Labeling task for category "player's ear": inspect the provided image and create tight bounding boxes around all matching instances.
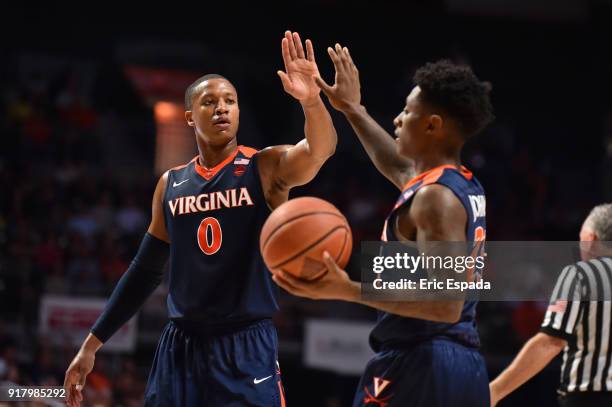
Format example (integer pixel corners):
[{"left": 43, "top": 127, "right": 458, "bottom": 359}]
[
  {"left": 427, "top": 114, "right": 443, "bottom": 134},
  {"left": 185, "top": 111, "right": 195, "bottom": 127}
]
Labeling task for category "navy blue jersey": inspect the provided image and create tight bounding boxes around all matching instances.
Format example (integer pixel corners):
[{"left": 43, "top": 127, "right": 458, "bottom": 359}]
[
  {"left": 371, "top": 165, "right": 486, "bottom": 351},
  {"left": 162, "top": 146, "right": 278, "bottom": 329}
]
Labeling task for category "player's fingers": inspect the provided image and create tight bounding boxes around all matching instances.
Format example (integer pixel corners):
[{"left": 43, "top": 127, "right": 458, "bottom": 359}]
[
  {"left": 285, "top": 30, "right": 297, "bottom": 60},
  {"left": 277, "top": 71, "right": 292, "bottom": 91},
  {"left": 344, "top": 46, "right": 355, "bottom": 65},
  {"left": 322, "top": 251, "right": 339, "bottom": 272},
  {"left": 76, "top": 379, "right": 85, "bottom": 402},
  {"left": 337, "top": 44, "right": 352, "bottom": 73},
  {"left": 281, "top": 38, "right": 291, "bottom": 73},
  {"left": 74, "top": 384, "right": 84, "bottom": 404},
  {"left": 344, "top": 47, "right": 358, "bottom": 74},
  {"left": 69, "top": 384, "right": 78, "bottom": 406},
  {"left": 64, "top": 370, "right": 76, "bottom": 406},
  {"left": 314, "top": 76, "right": 334, "bottom": 95},
  {"left": 305, "top": 39, "right": 316, "bottom": 62},
  {"left": 274, "top": 270, "right": 308, "bottom": 293},
  {"left": 63, "top": 370, "right": 70, "bottom": 393},
  {"left": 335, "top": 43, "right": 348, "bottom": 68},
  {"left": 327, "top": 47, "right": 345, "bottom": 75},
  {"left": 65, "top": 382, "right": 73, "bottom": 407},
  {"left": 272, "top": 273, "right": 302, "bottom": 295},
  {"left": 293, "top": 32, "right": 305, "bottom": 59},
  {"left": 276, "top": 269, "right": 306, "bottom": 286},
  {"left": 73, "top": 367, "right": 87, "bottom": 404}
]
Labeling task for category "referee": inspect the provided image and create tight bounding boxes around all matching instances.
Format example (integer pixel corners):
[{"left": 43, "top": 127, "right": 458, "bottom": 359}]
[{"left": 490, "top": 203, "right": 612, "bottom": 407}]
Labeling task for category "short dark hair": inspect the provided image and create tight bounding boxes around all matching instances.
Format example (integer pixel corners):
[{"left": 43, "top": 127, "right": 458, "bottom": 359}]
[
  {"left": 413, "top": 60, "right": 494, "bottom": 138},
  {"left": 184, "top": 74, "right": 230, "bottom": 110}
]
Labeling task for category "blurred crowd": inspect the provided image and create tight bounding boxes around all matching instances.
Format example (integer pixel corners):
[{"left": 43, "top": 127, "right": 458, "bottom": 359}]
[{"left": 0, "top": 43, "right": 604, "bottom": 406}]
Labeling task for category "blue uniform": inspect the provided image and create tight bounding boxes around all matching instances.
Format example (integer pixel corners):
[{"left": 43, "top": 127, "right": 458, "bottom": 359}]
[
  {"left": 353, "top": 165, "right": 489, "bottom": 407},
  {"left": 145, "top": 146, "right": 285, "bottom": 406}
]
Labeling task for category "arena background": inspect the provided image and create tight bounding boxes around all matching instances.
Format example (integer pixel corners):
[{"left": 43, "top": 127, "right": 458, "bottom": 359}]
[{"left": 1, "top": 1, "right": 612, "bottom": 406}]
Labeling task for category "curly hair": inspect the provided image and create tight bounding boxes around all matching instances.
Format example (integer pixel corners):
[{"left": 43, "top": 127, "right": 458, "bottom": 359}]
[
  {"left": 184, "top": 73, "right": 231, "bottom": 110},
  {"left": 413, "top": 60, "right": 494, "bottom": 138}
]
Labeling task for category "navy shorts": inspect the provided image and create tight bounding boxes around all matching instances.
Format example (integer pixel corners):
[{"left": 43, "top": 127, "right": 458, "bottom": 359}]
[
  {"left": 144, "top": 319, "right": 285, "bottom": 406},
  {"left": 353, "top": 339, "right": 489, "bottom": 407}
]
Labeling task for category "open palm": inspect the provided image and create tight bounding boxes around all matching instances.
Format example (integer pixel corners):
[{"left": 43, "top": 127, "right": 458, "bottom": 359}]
[{"left": 278, "top": 31, "right": 321, "bottom": 102}]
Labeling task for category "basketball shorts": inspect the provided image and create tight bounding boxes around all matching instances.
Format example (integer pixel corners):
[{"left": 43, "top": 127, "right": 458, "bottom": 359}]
[
  {"left": 353, "top": 338, "right": 489, "bottom": 407},
  {"left": 144, "top": 319, "right": 285, "bottom": 406}
]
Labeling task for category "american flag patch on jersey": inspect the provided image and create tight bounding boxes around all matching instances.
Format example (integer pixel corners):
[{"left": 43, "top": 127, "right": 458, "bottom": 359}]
[
  {"left": 547, "top": 300, "right": 567, "bottom": 313},
  {"left": 234, "top": 158, "right": 250, "bottom": 165}
]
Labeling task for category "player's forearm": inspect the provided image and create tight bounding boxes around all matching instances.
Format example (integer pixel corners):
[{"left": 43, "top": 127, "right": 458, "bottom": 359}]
[
  {"left": 341, "top": 281, "right": 462, "bottom": 322},
  {"left": 300, "top": 96, "right": 337, "bottom": 160},
  {"left": 90, "top": 233, "right": 169, "bottom": 343},
  {"left": 490, "top": 333, "right": 565, "bottom": 401},
  {"left": 343, "top": 105, "right": 413, "bottom": 187}
]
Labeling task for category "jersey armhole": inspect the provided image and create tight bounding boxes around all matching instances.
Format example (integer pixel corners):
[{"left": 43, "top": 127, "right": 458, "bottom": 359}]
[{"left": 161, "top": 169, "right": 173, "bottom": 234}]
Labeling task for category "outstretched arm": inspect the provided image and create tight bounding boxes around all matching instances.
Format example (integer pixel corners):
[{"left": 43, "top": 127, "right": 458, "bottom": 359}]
[
  {"left": 489, "top": 333, "right": 565, "bottom": 406},
  {"left": 259, "top": 31, "right": 336, "bottom": 208},
  {"left": 272, "top": 185, "right": 467, "bottom": 323},
  {"left": 315, "top": 44, "right": 413, "bottom": 190},
  {"left": 64, "top": 172, "right": 170, "bottom": 407}
]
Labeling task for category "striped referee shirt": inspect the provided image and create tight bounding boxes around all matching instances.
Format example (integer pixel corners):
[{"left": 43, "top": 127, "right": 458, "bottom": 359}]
[{"left": 540, "top": 256, "right": 612, "bottom": 394}]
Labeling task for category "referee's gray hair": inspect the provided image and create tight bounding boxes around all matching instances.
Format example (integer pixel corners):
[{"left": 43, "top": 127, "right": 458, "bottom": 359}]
[{"left": 584, "top": 203, "right": 612, "bottom": 241}]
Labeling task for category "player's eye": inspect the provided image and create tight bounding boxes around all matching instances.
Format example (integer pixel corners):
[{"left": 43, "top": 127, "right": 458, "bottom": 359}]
[
  {"left": 227, "top": 99, "right": 235, "bottom": 104},
  {"left": 203, "top": 100, "right": 213, "bottom": 106}
]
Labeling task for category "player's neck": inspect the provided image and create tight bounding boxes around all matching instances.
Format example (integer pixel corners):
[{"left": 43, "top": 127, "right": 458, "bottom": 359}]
[
  {"left": 197, "top": 140, "right": 238, "bottom": 169},
  {"left": 413, "top": 153, "right": 462, "bottom": 176}
]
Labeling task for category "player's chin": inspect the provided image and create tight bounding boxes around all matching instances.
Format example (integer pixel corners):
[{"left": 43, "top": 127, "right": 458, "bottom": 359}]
[{"left": 205, "top": 128, "right": 237, "bottom": 144}]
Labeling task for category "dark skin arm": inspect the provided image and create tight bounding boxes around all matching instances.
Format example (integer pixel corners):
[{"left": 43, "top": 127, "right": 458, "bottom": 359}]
[
  {"left": 258, "top": 31, "right": 337, "bottom": 209},
  {"left": 273, "top": 184, "right": 467, "bottom": 323},
  {"left": 64, "top": 172, "right": 169, "bottom": 407},
  {"left": 315, "top": 43, "right": 413, "bottom": 190}
]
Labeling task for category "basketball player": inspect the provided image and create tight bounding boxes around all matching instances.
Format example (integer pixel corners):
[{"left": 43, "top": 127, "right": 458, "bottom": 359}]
[
  {"left": 273, "top": 45, "right": 494, "bottom": 406},
  {"left": 63, "top": 31, "right": 337, "bottom": 407}
]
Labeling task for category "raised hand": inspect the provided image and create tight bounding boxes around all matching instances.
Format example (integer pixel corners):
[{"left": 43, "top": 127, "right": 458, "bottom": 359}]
[
  {"left": 278, "top": 31, "right": 321, "bottom": 103},
  {"left": 314, "top": 43, "right": 362, "bottom": 114}
]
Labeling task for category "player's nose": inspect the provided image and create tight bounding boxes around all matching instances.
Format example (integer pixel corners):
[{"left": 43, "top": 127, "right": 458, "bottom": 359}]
[
  {"left": 215, "top": 100, "right": 229, "bottom": 114},
  {"left": 393, "top": 113, "right": 402, "bottom": 128}
]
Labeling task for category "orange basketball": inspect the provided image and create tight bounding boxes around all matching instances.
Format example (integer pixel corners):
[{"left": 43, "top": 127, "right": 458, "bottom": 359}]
[{"left": 260, "top": 197, "right": 352, "bottom": 281}]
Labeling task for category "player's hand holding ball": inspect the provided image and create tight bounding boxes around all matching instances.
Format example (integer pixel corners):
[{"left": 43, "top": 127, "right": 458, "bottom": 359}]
[
  {"left": 260, "top": 197, "right": 358, "bottom": 301},
  {"left": 272, "top": 250, "right": 357, "bottom": 301}
]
